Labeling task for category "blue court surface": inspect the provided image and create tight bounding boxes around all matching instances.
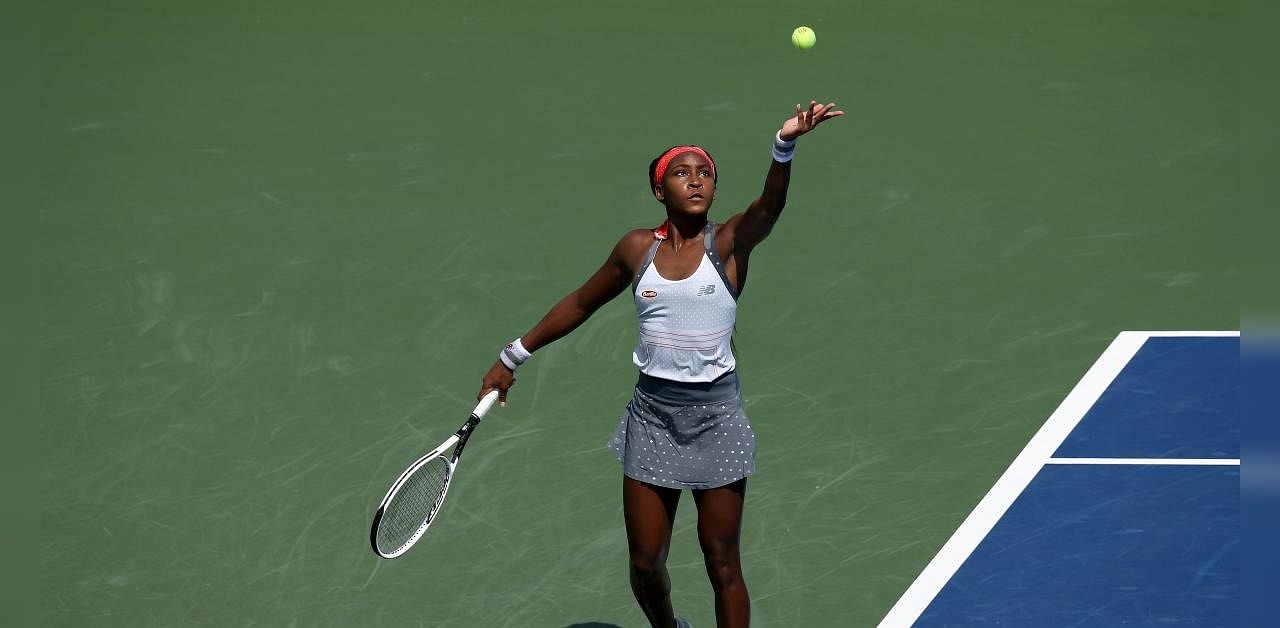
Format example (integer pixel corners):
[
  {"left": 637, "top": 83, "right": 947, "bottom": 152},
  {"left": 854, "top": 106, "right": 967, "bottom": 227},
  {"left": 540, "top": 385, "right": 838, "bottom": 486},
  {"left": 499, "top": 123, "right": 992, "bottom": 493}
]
[{"left": 880, "top": 332, "right": 1240, "bottom": 627}]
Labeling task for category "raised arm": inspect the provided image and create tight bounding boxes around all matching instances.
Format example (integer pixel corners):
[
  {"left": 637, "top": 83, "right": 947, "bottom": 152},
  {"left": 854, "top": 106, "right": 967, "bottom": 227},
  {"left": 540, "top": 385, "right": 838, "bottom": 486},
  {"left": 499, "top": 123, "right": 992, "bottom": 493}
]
[
  {"left": 477, "top": 231, "right": 644, "bottom": 404},
  {"left": 728, "top": 100, "right": 844, "bottom": 252}
]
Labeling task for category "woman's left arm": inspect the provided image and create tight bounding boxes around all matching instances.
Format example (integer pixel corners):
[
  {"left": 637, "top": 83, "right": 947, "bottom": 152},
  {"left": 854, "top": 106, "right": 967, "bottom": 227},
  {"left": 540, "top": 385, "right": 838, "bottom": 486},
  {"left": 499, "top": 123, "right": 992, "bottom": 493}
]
[{"left": 728, "top": 100, "right": 843, "bottom": 253}]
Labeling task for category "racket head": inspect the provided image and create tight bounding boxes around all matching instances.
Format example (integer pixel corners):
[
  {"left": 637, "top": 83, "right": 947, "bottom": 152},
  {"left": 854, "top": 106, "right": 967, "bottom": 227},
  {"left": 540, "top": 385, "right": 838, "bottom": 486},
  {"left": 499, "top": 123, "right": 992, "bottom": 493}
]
[
  {"left": 369, "top": 391, "right": 500, "bottom": 558},
  {"left": 370, "top": 439, "right": 458, "bottom": 558}
]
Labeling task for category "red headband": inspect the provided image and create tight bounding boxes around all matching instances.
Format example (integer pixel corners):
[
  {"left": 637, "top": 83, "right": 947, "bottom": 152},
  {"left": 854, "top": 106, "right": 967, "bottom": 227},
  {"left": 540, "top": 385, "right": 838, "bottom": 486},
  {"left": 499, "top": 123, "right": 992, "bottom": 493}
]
[{"left": 652, "top": 146, "right": 716, "bottom": 188}]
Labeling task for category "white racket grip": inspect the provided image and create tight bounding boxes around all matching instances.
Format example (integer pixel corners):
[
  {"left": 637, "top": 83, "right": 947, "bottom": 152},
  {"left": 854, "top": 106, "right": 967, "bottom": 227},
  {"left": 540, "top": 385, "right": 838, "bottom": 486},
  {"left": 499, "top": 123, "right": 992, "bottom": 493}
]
[{"left": 473, "top": 389, "right": 500, "bottom": 419}]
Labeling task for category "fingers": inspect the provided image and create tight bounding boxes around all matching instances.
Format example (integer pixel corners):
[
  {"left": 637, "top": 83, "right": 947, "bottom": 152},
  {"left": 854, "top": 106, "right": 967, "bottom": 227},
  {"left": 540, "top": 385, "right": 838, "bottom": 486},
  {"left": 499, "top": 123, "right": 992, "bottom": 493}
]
[
  {"left": 805, "top": 101, "right": 844, "bottom": 130},
  {"left": 792, "top": 100, "right": 838, "bottom": 133},
  {"left": 479, "top": 360, "right": 516, "bottom": 406},
  {"left": 781, "top": 99, "right": 843, "bottom": 140},
  {"left": 795, "top": 101, "right": 813, "bottom": 129},
  {"left": 479, "top": 382, "right": 513, "bottom": 405}
]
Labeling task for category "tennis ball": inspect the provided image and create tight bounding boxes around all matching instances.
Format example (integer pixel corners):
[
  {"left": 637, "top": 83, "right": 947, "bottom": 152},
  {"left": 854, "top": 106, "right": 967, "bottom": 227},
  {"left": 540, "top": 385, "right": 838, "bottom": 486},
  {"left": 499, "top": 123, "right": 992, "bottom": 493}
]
[{"left": 791, "top": 26, "right": 816, "bottom": 50}]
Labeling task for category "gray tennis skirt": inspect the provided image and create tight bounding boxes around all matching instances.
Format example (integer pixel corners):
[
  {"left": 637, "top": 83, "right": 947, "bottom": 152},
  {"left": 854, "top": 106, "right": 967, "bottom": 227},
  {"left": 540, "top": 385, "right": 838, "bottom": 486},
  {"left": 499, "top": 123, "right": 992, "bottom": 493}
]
[{"left": 608, "top": 371, "right": 756, "bottom": 490}]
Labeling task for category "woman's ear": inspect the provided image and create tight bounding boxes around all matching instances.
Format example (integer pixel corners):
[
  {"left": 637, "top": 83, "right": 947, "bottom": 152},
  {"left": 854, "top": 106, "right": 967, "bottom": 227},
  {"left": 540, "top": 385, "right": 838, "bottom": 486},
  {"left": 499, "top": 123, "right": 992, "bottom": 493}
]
[{"left": 653, "top": 184, "right": 665, "bottom": 201}]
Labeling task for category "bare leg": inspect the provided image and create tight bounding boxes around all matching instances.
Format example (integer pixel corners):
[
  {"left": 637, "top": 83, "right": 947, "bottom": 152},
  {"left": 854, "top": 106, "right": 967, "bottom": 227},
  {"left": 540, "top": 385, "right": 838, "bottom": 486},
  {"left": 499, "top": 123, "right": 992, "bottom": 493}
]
[
  {"left": 623, "top": 476, "right": 682, "bottom": 628},
  {"left": 692, "top": 479, "right": 749, "bottom": 628}
]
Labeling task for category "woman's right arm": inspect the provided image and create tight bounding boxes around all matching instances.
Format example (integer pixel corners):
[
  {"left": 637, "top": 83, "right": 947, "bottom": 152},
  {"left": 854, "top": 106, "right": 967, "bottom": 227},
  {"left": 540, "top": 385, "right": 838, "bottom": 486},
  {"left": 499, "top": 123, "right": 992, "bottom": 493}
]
[{"left": 478, "top": 230, "right": 647, "bottom": 404}]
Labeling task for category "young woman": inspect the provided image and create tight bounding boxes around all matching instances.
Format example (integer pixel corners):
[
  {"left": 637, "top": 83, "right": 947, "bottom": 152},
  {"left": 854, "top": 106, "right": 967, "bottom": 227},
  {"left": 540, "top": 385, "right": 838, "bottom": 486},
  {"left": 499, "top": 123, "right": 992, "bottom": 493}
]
[{"left": 477, "top": 100, "right": 842, "bottom": 628}]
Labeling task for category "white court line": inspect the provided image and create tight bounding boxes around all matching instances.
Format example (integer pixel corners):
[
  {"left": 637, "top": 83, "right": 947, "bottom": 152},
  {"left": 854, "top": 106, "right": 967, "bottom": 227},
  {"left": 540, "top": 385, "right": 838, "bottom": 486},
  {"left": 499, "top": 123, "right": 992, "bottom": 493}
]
[
  {"left": 1139, "top": 330, "right": 1239, "bottom": 337},
  {"left": 877, "top": 330, "right": 1238, "bottom": 628},
  {"left": 1047, "top": 457, "right": 1240, "bottom": 466}
]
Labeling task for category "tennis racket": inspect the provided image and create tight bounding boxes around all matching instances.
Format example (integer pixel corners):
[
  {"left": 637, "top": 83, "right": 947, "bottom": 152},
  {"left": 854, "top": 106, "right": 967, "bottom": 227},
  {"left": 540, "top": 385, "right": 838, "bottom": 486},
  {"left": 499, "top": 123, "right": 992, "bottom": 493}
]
[{"left": 369, "top": 389, "right": 500, "bottom": 559}]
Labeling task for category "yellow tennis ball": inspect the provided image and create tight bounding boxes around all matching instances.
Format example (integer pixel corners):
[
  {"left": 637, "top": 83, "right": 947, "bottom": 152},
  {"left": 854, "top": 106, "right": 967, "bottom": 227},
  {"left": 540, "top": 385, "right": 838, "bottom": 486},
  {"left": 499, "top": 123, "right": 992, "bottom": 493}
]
[{"left": 791, "top": 26, "right": 816, "bottom": 50}]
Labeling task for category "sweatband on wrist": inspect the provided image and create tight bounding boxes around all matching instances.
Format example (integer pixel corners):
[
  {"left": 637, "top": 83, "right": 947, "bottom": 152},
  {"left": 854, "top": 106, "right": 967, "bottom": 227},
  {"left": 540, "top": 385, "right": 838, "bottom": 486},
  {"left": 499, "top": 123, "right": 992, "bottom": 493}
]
[
  {"left": 499, "top": 338, "right": 532, "bottom": 371},
  {"left": 772, "top": 131, "right": 797, "bottom": 163}
]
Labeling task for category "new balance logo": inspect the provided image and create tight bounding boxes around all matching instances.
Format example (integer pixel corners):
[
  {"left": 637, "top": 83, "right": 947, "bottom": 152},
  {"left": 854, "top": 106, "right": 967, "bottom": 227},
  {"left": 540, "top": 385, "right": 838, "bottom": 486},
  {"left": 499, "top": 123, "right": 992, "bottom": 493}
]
[{"left": 696, "top": 284, "right": 716, "bottom": 296}]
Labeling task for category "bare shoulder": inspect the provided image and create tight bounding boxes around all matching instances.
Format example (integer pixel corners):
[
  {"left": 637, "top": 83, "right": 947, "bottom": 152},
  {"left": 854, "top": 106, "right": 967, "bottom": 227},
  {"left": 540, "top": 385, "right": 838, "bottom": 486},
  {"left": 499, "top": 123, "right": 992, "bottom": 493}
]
[
  {"left": 617, "top": 227, "right": 657, "bottom": 253},
  {"left": 613, "top": 227, "right": 658, "bottom": 271},
  {"left": 619, "top": 227, "right": 656, "bottom": 246},
  {"left": 718, "top": 212, "right": 746, "bottom": 232},
  {"left": 715, "top": 213, "right": 747, "bottom": 254}
]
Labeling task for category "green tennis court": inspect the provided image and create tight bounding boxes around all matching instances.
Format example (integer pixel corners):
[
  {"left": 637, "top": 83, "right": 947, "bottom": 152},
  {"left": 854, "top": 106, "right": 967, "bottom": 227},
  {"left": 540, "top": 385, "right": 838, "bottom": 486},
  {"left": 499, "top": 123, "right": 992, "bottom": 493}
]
[{"left": 41, "top": 1, "right": 1236, "bottom": 626}]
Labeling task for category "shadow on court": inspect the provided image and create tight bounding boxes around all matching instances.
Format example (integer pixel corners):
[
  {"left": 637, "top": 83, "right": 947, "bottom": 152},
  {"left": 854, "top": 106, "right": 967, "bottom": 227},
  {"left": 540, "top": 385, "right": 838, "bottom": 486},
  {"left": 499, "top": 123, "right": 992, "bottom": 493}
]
[{"left": 565, "top": 623, "right": 625, "bottom": 628}]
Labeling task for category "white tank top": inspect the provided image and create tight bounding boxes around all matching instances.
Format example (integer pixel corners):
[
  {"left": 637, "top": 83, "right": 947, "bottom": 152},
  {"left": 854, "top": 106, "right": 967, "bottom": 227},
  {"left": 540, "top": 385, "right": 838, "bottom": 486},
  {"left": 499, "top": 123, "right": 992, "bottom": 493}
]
[{"left": 632, "top": 223, "right": 738, "bottom": 382}]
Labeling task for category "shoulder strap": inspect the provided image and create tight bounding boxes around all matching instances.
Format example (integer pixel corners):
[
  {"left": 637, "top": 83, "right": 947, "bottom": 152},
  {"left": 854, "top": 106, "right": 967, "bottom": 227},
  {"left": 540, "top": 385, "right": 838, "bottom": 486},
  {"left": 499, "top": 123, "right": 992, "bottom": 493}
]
[
  {"left": 632, "top": 238, "right": 663, "bottom": 295},
  {"left": 703, "top": 222, "right": 738, "bottom": 300}
]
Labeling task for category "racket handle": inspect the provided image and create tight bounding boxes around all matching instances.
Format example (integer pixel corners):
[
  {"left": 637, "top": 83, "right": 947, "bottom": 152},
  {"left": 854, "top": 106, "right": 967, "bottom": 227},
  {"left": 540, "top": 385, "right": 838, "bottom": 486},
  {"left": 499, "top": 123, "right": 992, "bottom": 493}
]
[{"left": 473, "top": 389, "right": 500, "bottom": 419}]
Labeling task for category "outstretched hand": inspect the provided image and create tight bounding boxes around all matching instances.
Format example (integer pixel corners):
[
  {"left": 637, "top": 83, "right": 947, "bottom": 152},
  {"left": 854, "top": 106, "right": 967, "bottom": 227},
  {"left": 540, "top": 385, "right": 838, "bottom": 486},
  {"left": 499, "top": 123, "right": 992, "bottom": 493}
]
[{"left": 779, "top": 100, "right": 844, "bottom": 141}]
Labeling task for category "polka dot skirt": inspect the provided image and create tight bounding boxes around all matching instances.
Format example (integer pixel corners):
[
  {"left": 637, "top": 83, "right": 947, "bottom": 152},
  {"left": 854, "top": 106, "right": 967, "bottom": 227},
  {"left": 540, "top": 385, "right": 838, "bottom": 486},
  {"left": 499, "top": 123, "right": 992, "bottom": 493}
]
[{"left": 609, "top": 381, "right": 756, "bottom": 490}]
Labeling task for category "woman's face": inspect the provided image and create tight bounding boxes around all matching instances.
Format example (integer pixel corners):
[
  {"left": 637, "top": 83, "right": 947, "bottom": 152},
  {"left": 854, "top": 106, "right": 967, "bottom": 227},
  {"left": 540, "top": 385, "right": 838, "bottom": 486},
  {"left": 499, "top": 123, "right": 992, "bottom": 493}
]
[{"left": 655, "top": 152, "right": 716, "bottom": 216}]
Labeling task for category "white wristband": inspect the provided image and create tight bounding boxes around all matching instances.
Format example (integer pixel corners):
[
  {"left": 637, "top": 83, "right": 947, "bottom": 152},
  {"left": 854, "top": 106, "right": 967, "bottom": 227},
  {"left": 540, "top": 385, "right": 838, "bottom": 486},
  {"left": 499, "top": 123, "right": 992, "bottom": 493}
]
[
  {"left": 772, "top": 130, "right": 797, "bottom": 163},
  {"left": 499, "top": 338, "right": 532, "bottom": 371}
]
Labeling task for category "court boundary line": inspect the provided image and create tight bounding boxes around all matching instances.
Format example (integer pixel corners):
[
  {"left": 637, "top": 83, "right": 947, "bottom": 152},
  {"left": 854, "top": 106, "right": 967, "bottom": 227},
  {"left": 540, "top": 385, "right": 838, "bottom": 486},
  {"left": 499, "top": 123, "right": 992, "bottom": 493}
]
[
  {"left": 876, "top": 330, "right": 1239, "bottom": 627},
  {"left": 1047, "top": 457, "right": 1239, "bottom": 466}
]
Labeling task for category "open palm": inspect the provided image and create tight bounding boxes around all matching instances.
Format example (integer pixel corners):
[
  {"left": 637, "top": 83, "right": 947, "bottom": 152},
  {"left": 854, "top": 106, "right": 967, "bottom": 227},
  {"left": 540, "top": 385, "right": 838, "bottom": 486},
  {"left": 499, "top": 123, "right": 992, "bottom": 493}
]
[{"left": 780, "top": 100, "right": 844, "bottom": 141}]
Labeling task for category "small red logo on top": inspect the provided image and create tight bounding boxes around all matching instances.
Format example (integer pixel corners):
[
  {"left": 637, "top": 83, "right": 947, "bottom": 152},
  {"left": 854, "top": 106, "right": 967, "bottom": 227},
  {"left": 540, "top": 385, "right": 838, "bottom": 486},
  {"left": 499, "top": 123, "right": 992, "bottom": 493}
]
[{"left": 640, "top": 290, "right": 658, "bottom": 299}]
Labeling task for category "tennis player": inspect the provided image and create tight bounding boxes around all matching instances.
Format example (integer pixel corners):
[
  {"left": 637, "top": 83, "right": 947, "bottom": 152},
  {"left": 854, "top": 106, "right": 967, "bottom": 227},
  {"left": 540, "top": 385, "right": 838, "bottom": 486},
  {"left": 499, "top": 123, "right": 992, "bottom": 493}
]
[{"left": 478, "top": 100, "right": 842, "bottom": 628}]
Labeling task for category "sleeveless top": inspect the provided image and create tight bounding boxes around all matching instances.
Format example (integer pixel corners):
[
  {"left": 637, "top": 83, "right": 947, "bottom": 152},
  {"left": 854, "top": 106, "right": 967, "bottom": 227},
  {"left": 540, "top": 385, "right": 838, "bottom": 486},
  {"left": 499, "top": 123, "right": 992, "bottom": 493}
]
[{"left": 631, "top": 222, "right": 739, "bottom": 382}]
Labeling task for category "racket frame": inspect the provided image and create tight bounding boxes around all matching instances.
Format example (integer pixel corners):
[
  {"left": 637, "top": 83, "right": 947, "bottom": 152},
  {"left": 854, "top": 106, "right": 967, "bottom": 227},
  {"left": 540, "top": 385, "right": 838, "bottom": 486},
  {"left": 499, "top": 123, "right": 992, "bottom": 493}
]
[{"left": 369, "top": 391, "right": 499, "bottom": 558}]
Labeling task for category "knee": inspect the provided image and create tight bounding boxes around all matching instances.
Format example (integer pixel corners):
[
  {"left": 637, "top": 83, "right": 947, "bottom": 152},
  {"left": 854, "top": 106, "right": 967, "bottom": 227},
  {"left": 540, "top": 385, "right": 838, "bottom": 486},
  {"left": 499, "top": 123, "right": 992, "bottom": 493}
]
[
  {"left": 701, "top": 542, "right": 743, "bottom": 590},
  {"left": 629, "top": 550, "right": 666, "bottom": 580}
]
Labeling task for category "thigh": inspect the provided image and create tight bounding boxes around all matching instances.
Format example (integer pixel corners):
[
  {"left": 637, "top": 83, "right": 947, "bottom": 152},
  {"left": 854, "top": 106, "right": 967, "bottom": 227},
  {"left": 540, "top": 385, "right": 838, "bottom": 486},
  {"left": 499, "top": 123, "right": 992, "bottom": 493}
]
[
  {"left": 623, "top": 476, "right": 682, "bottom": 561},
  {"left": 692, "top": 479, "right": 747, "bottom": 551}
]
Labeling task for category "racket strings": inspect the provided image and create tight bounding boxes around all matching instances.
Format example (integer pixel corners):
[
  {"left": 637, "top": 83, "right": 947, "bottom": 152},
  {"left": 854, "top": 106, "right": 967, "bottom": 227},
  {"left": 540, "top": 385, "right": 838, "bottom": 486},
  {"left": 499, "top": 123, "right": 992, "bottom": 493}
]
[{"left": 376, "top": 456, "right": 452, "bottom": 554}]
